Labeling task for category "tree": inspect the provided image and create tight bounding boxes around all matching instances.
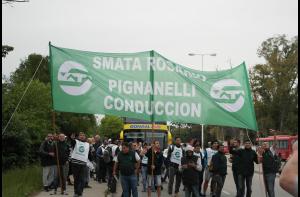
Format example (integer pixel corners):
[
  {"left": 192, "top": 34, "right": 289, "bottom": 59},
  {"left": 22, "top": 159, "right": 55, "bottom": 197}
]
[
  {"left": 10, "top": 54, "right": 50, "bottom": 84},
  {"left": 2, "top": 0, "right": 29, "bottom": 4},
  {"left": 2, "top": 45, "right": 14, "bottom": 58},
  {"left": 2, "top": 80, "right": 52, "bottom": 169},
  {"left": 2, "top": 53, "right": 98, "bottom": 170},
  {"left": 250, "top": 35, "right": 298, "bottom": 134},
  {"left": 99, "top": 115, "right": 123, "bottom": 138}
]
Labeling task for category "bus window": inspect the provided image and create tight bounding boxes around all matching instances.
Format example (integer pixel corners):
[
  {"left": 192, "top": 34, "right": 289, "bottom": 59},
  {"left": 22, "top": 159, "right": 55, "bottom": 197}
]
[{"left": 279, "top": 140, "right": 288, "bottom": 149}]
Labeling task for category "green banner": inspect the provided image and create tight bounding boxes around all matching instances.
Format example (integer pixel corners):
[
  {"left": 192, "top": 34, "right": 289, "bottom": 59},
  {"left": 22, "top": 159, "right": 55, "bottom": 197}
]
[{"left": 49, "top": 44, "right": 258, "bottom": 131}]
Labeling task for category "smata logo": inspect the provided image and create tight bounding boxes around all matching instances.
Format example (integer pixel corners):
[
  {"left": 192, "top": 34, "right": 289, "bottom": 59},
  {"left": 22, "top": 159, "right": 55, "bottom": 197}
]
[
  {"left": 210, "top": 79, "right": 245, "bottom": 112},
  {"left": 78, "top": 145, "right": 85, "bottom": 153},
  {"left": 58, "top": 61, "right": 92, "bottom": 96}
]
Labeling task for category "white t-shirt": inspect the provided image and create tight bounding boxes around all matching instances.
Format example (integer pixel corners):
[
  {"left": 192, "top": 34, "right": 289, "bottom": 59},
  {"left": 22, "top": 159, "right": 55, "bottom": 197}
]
[
  {"left": 170, "top": 146, "right": 183, "bottom": 165},
  {"left": 163, "top": 148, "right": 168, "bottom": 158},
  {"left": 71, "top": 139, "right": 90, "bottom": 163},
  {"left": 115, "top": 151, "right": 140, "bottom": 163},
  {"left": 206, "top": 147, "right": 218, "bottom": 164},
  {"left": 141, "top": 155, "right": 148, "bottom": 164}
]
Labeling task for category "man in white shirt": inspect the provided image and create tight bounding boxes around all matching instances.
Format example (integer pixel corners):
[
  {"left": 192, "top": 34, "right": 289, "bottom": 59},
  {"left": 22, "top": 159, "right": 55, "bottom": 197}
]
[{"left": 203, "top": 140, "right": 219, "bottom": 196}]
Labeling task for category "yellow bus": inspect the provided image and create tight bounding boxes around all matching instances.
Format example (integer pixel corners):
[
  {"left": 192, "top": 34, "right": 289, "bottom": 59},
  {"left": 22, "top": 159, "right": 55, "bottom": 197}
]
[{"left": 119, "top": 118, "right": 172, "bottom": 149}]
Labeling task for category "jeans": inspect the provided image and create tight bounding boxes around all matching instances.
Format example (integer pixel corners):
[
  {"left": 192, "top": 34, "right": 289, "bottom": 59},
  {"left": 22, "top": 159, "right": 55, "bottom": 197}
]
[
  {"left": 72, "top": 163, "right": 86, "bottom": 196},
  {"left": 141, "top": 166, "right": 148, "bottom": 191},
  {"left": 185, "top": 185, "right": 200, "bottom": 197},
  {"left": 120, "top": 175, "right": 138, "bottom": 197},
  {"left": 233, "top": 169, "right": 239, "bottom": 196},
  {"left": 212, "top": 174, "right": 226, "bottom": 197},
  {"left": 264, "top": 173, "right": 276, "bottom": 197},
  {"left": 168, "top": 165, "right": 182, "bottom": 195},
  {"left": 42, "top": 165, "right": 56, "bottom": 187},
  {"left": 237, "top": 174, "right": 253, "bottom": 197}
]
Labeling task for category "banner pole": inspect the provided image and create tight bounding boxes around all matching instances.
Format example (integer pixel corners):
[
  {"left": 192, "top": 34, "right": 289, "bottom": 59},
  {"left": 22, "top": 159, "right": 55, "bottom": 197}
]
[
  {"left": 53, "top": 111, "right": 63, "bottom": 194},
  {"left": 201, "top": 124, "right": 204, "bottom": 148},
  {"left": 150, "top": 51, "right": 155, "bottom": 177}
]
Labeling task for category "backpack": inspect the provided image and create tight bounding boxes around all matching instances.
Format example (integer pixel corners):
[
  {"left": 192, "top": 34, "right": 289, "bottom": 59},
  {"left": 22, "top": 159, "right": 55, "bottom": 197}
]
[{"left": 103, "top": 146, "right": 112, "bottom": 163}]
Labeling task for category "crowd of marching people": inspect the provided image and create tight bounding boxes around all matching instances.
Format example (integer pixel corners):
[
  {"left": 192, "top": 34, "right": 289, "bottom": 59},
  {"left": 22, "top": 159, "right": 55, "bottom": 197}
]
[{"left": 39, "top": 132, "right": 297, "bottom": 197}]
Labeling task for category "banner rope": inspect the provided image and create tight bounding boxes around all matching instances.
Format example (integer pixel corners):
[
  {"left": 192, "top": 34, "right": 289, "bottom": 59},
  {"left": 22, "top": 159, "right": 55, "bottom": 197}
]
[{"left": 2, "top": 57, "right": 44, "bottom": 136}]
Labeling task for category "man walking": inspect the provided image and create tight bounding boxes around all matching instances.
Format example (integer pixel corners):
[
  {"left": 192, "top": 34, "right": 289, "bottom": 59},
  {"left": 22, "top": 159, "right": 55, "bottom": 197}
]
[
  {"left": 230, "top": 140, "right": 258, "bottom": 197},
  {"left": 39, "top": 133, "right": 56, "bottom": 192},
  {"left": 145, "top": 140, "right": 164, "bottom": 197},
  {"left": 211, "top": 144, "right": 227, "bottom": 197},
  {"left": 70, "top": 132, "right": 93, "bottom": 197},
  {"left": 93, "top": 135, "right": 101, "bottom": 182},
  {"left": 52, "top": 133, "right": 70, "bottom": 195},
  {"left": 258, "top": 142, "right": 280, "bottom": 197},
  {"left": 229, "top": 139, "right": 241, "bottom": 197},
  {"left": 202, "top": 141, "right": 219, "bottom": 196},
  {"left": 167, "top": 137, "right": 185, "bottom": 197},
  {"left": 193, "top": 143, "right": 205, "bottom": 196},
  {"left": 113, "top": 142, "right": 140, "bottom": 197},
  {"left": 180, "top": 146, "right": 202, "bottom": 197}
]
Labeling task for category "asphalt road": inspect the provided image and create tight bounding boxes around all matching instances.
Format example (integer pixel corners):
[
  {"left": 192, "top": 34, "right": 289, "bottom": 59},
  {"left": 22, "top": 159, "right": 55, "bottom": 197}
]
[{"left": 35, "top": 164, "right": 292, "bottom": 197}]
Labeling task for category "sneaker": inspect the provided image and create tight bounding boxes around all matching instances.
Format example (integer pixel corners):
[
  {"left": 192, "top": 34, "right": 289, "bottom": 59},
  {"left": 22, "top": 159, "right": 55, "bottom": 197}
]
[
  {"left": 50, "top": 189, "right": 57, "bottom": 195},
  {"left": 85, "top": 185, "right": 92, "bottom": 188},
  {"left": 44, "top": 186, "right": 49, "bottom": 192},
  {"left": 61, "top": 190, "right": 69, "bottom": 195}
]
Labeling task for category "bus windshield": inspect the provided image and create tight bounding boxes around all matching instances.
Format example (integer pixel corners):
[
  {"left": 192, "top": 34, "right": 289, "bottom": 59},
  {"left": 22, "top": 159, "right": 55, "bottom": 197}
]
[{"left": 124, "top": 130, "right": 167, "bottom": 148}]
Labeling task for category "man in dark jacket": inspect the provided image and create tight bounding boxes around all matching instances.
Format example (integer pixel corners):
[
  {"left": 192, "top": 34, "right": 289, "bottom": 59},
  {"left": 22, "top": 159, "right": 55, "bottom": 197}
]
[
  {"left": 258, "top": 142, "right": 280, "bottom": 197},
  {"left": 113, "top": 142, "right": 140, "bottom": 197},
  {"left": 211, "top": 144, "right": 227, "bottom": 197},
  {"left": 52, "top": 133, "right": 70, "bottom": 195},
  {"left": 230, "top": 140, "right": 258, "bottom": 197},
  {"left": 145, "top": 140, "right": 164, "bottom": 197},
  {"left": 39, "top": 133, "right": 56, "bottom": 192},
  {"left": 180, "top": 146, "right": 202, "bottom": 197},
  {"left": 93, "top": 135, "right": 101, "bottom": 181},
  {"left": 229, "top": 139, "right": 241, "bottom": 197}
]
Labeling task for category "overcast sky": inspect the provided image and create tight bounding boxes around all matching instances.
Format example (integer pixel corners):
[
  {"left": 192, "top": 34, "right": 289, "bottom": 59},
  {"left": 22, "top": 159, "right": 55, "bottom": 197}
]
[{"left": 2, "top": 0, "right": 298, "bottom": 77}]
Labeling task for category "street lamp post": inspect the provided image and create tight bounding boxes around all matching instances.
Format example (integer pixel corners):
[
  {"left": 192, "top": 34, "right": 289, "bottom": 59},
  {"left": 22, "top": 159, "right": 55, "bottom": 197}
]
[{"left": 188, "top": 52, "right": 217, "bottom": 148}]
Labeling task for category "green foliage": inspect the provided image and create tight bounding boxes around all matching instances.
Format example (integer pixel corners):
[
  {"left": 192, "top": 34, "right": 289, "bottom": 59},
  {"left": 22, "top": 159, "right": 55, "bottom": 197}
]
[
  {"left": 2, "top": 45, "right": 14, "bottom": 58},
  {"left": 10, "top": 54, "right": 50, "bottom": 84},
  {"left": 2, "top": 164, "right": 42, "bottom": 197},
  {"left": 250, "top": 35, "right": 298, "bottom": 134},
  {"left": 56, "top": 112, "right": 97, "bottom": 137},
  {"left": 99, "top": 115, "right": 123, "bottom": 138},
  {"left": 2, "top": 53, "right": 97, "bottom": 171}
]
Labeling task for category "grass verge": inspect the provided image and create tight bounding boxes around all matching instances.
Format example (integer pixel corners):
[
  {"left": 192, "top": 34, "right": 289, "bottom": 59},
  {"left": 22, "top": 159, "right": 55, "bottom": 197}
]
[{"left": 2, "top": 165, "right": 42, "bottom": 197}]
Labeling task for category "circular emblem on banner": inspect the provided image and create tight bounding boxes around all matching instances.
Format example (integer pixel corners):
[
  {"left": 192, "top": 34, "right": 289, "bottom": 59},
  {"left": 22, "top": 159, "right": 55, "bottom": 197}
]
[
  {"left": 58, "top": 61, "right": 92, "bottom": 96},
  {"left": 210, "top": 79, "right": 245, "bottom": 112},
  {"left": 78, "top": 145, "right": 85, "bottom": 153}
]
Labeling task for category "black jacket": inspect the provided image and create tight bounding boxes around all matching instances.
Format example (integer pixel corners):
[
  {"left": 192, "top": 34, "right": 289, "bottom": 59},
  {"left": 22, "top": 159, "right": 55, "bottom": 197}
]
[
  {"left": 229, "top": 146, "right": 241, "bottom": 171},
  {"left": 145, "top": 148, "right": 164, "bottom": 175},
  {"left": 54, "top": 141, "right": 70, "bottom": 165},
  {"left": 211, "top": 151, "right": 227, "bottom": 176},
  {"left": 181, "top": 155, "right": 199, "bottom": 186},
  {"left": 262, "top": 149, "right": 279, "bottom": 174},
  {"left": 230, "top": 147, "right": 258, "bottom": 176},
  {"left": 39, "top": 140, "right": 56, "bottom": 167}
]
